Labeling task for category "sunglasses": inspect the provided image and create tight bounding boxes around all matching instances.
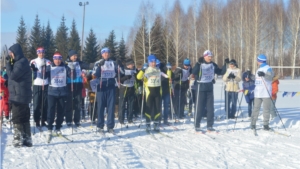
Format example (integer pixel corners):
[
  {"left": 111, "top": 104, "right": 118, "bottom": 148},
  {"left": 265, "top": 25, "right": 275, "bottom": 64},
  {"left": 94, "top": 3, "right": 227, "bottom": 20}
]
[
  {"left": 53, "top": 56, "right": 62, "bottom": 60},
  {"left": 37, "top": 50, "right": 45, "bottom": 54}
]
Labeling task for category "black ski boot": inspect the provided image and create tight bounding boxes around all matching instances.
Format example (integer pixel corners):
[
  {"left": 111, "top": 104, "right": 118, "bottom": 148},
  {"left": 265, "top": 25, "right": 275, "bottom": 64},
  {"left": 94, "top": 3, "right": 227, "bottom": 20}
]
[
  {"left": 263, "top": 125, "right": 271, "bottom": 131},
  {"left": 23, "top": 123, "right": 32, "bottom": 147},
  {"left": 13, "top": 124, "right": 23, "bottom": 148},
  {"left": 146, "top": 124, "right": 151, "bottom": 132},
  {"left": 153, "top": 122, "right": 160, "bottom": 132}
]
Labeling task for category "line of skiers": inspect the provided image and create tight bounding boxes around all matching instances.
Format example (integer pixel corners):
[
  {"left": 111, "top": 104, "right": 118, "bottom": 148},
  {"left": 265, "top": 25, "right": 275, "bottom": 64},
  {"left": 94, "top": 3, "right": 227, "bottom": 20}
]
[{"left": 2, "top": 43, "right": 278, "bottom": 148}]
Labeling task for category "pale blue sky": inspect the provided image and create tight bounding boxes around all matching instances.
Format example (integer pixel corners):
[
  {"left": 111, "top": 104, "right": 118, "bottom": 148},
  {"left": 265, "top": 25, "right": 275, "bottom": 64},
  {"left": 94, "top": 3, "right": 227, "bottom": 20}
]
[{"left": 1, "top": 0, "right": 192, "bottom": 48}]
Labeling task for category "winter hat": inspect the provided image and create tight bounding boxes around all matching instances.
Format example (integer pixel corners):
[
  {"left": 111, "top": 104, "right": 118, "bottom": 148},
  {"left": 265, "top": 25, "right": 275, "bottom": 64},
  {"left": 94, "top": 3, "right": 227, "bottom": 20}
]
[
  {"left": 229, "top": 59, "right": 237, "bottom": 65},
  {"left": 257, "top": 54, "right": 267, "bottom": 63},
  {"left": 68, "top": 50, "right": 77, "bottom": 57},
  {"left": 147, "top": 55, "right": 156, "bottom": 63},
  {"left": 203, "top": 50, "right": 213, "bottom": 57},
  {"left": 53, "top": 52, "right": 62, "bottom": 60},
  {"left": 183, "top": 58, "right": 190, "bottom": 66},
  {"left": 101, "top": 47, "right": 110, "bottom": 54},
  {"left": 36, "top": 47, "right": 45, "bottom": 54},
  {"left": 125, "top": 59, "right": 135, "bottom": 66}
]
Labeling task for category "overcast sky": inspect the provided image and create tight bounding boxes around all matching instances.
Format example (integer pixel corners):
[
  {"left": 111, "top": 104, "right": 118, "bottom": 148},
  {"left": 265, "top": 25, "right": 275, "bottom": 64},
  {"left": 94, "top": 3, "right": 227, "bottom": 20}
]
[{"left": 1, "top": 0, "right": 191, "bottom": 48}]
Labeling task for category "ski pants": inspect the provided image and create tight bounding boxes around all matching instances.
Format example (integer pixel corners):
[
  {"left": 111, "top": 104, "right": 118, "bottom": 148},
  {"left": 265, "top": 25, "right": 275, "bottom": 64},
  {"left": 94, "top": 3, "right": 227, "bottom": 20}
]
[
  {"left": 161, "top": 93, "right": 170, "bottom": 123},
  {"left": 145, "top": 88, "right": 161, "bottom": 124},
  {"left": 33, "top": 85, "right": 48, "bottom": 123},
  {"left": 225, "top": 91, "right": 238, "bottom": 118},
  {"left": 118, "top": 86, "right": 135, "bottom": 123},
  {"left": 65, "top": 89, "right": 82, "bottom": 124},
  {"left": 251, "top": 98, "right": 272, "bottom": 126},
  {"left": 173, "top": 88, "right": 187, "bottom": 118},
  {"left": 195, "top": 90, "right": 214, "bottom": 128},
  {"left": 47, "top": 95, "right": 66, "bottom": 130},
  {"left": 97, "top": 85, "right": 116, "bottom": 129},
  {"left": 11, "top": 102, "right": 30, "bottom": 124},
  {"left": 247, "top": 99, "right": 254, "bottom": 117}
]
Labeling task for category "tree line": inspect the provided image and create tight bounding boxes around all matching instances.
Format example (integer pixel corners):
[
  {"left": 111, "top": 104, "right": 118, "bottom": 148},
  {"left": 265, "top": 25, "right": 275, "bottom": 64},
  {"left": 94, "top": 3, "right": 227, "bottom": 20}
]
[
  {"left": 127, "top": 0, "right": 300, "bottom": 79},
  {"left": 1, "top": 15, "right": 127, "bottom": 64}
]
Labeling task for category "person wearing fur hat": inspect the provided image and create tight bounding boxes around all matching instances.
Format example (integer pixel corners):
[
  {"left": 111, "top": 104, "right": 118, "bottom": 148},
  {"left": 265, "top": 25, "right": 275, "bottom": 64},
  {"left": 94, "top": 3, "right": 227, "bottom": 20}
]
[
  {"left": 30, "top": 47, "right": 52, "bottom": 130},
  {"left": 137, "top": 55, "right": 169, "bottom": 132},
  {"left": 45, "top": 52, "right": 74, "bottom": 142},
  {"left": 65, "top": 49, "right": 93, "bottom": 127},
  {"left": 173, "top": 58, "right": 192, "bottom": 119},
  {"left": 242, "top": 69, "right": 255, "bottom": 118},
  {"left": 251, "top": 54, "right": 274, "bottom": 131},
  {"left": 191, "top": 50, "right": 227, "bottom": 132},
  {"left": 270, "top": 75, "right": 279, "bottom": 119},
  {"left": 118, "top": 59, "right": 138, "bottom": 124},
  {"left": 222, "top": 59, "right": 241, "bottom": 119},
  {"left": 93, "top": 47, "right": 119, "bottom": 134}
]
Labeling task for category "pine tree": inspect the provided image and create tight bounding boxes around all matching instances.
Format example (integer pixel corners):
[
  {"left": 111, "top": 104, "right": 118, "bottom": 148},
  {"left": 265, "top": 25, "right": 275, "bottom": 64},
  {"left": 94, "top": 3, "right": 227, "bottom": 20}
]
[
  {"left": 55, "top": 15, "right": 69, "bottom": 60},
  {"left": 102, "top": 30, "right": 118, "bottom": 58},
  {"left": 28, "top": 15, "right": 42, "bottom": 59},
  {"left": 83, "top": 29, "right": 98, "bottom": 63},
  {"left": 118, "top": 34, "right": 127, "bottom": 62},
  {"left": 68, "top": 19, "right": 81, "bottom": 59},
  {"left": 16, "top": 16, "right": 29, "bottom": 57},
  {"left": 43, "top": 21, "right": 55, "bottom": 60}
]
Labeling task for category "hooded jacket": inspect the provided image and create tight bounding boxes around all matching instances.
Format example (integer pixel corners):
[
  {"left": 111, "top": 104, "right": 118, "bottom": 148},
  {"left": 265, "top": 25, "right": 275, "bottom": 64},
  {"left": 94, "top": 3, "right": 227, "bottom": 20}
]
[
  {"left": 6, "top": 44, "right": 32, "bottom": 104},
  {"left": 223, "top": 66, "right": 242, "bottom": 92},
  {"left": 242, "top": 71, "right": 255, "bottom": 103}
]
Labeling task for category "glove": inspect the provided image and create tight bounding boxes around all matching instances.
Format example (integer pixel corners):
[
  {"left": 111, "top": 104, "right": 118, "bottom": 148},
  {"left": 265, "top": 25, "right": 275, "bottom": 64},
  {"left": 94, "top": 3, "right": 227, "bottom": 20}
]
[
  {"left": 198, "top": 57, "right": 204, "bottom": 63},
  {"left": 116, "top": 59, "right": 123, "bottom": 67},
  {"left": 99, "top": 59, "right": 105, "bottom": 66},
  {"left": 225, "top": 58, "right": 229, "bottom": 64},
  {"left": 126, "top": 75, "right": 132, "bottom": 79},
  {"left": 228, "top": 73, "right": 236, "bottom": 79},
  {"left": 257, "top": 71, "right": 265, "bottom": 77},
  {"left": 142, "top": 63, "right": 148, "bottom": 71},
  {"left": 68, "top": 62, "right": 75, "bottom": 70},
  {"left": 30, "top": 63, "right": 38, "bottom": 71}
]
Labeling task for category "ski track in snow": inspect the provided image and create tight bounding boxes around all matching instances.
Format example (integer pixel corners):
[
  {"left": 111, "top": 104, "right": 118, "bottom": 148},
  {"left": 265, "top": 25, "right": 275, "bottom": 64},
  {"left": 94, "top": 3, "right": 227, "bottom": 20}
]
[{"left": 1, "top": 79, "right": 300, "bottom": 169}]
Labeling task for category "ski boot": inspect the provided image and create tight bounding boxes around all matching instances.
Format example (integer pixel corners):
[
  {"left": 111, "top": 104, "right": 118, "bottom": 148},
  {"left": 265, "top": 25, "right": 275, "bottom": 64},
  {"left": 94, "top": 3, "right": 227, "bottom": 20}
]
[
  {"left": 12, "top": 124, "right": 23, "bottom": 148},
  {"left": 251, "top": 125, "right": 256, "bottom": 130},
  {"left": 263, "top": 125, "right": 271, "bottom": 131},
  {"left": 207, "top": 127, "right": 216, "bottom": 132},
  {"left": 47, "top": 130, "right": 52, "bottom": 143},
  {"left": 23, "top": 123, "right": 32, "bottom": 147},
  {"left": 153, "top": 122, "right": 160, "bottom": 132},
  {"left": 146, "top": 124, "right": 151, "bottom": 132}
]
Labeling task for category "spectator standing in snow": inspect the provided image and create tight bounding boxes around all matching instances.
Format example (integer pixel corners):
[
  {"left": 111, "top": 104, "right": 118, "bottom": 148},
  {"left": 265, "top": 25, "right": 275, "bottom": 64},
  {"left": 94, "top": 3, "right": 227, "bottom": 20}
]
[
  {"left": 223, "top": 59, "right": 241, "bottom": 119},
  {"left": 6, "top": 43, "right": 32, "bottom": 147},
  {"left": 242, "top": 70, "right": 255, "bottom": 118}
]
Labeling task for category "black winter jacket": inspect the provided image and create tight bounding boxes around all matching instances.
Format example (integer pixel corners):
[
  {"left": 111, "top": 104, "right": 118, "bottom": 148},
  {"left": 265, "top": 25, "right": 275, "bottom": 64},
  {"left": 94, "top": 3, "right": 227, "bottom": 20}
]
[{"left": 6, "top": 44, "right": 32, "bottom": 104}]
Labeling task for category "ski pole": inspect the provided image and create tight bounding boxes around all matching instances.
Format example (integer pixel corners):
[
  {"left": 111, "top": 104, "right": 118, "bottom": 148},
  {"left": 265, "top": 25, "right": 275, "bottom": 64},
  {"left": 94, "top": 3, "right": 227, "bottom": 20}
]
[
  {"left": 40, "top": 60, "right": 45, "bottom": 137},
  {"left": 261, "top": 77, "right": 287, "bottom": 131},
  {"left": 138, "top": 81, "right": 145, "bottom": 128},
  {"left": 95, "top": 69, "right": 103, "bottom": 134},
  {"left": 233, "top": 91, "right": 244, "bottom": 131},
  {"left": 70, "top": 63, "right": 75, "bottom": 135},
  {"left": 178, "top": 73, "right": 181, "bottom": 121}
]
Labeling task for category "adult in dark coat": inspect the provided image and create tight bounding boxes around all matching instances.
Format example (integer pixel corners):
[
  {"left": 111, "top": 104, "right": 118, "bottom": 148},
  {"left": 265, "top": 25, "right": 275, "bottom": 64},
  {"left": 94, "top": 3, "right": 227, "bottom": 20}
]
[{"left": 6, "top": 43, "right": 32, "bottom": 147}]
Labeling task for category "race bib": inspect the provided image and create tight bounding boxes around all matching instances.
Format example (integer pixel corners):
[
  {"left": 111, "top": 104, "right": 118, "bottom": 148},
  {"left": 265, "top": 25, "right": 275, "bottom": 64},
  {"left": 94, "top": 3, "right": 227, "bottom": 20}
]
[
  {"left": 147, "top": 72, "right": 161, "bottom": 87},
  {"left": 50, "top": 66, "right": 66, "bottom": 87},
  {"left": 200, "top": 64, "right": 214, "bottom": 82},
  {"left": 101, "top": 61, "right": 115, "bottom": 78}
]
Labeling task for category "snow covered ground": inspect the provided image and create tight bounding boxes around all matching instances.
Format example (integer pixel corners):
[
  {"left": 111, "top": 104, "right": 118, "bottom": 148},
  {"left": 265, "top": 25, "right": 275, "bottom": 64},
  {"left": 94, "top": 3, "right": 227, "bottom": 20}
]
[{"left": 1, "top": 79, "right": 300, "bottom": 169}]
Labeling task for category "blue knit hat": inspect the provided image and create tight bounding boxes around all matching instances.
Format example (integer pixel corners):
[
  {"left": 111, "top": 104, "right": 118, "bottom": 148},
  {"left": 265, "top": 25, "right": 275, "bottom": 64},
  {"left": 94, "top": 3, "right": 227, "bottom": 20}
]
[
  {"left": 257, "top": 54, "right": 267, "bottom": 63},
  {"left": 183, "top": 58, "right": 190, "bottom": 66},
  {"left": 147, "top": 55, "right": 156, "bottom": 63},
  {"left": 101, "top": 47, "right": 110, "bottom": 54}
]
